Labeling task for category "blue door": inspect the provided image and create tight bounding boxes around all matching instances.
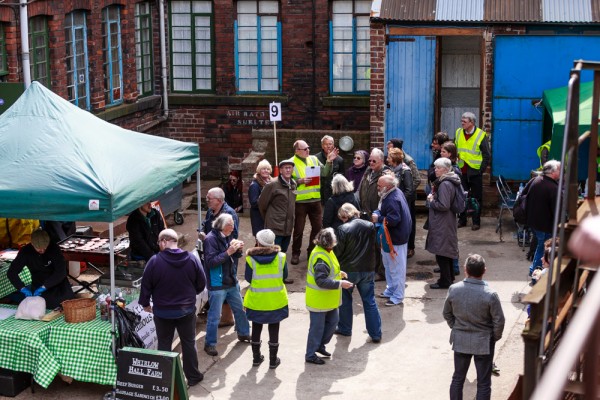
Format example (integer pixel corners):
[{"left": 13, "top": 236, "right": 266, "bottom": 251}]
[
  {"left": 493, "top": 35, "right": 600, "bottom": 180},
  {"left": 386, "top": 36, "right": 436, "bottom": 169}
]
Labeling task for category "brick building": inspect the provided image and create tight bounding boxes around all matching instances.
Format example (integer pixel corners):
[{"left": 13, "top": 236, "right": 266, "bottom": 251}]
[{"left": 0, "top": 0, "right": 373, "bottom": 180}]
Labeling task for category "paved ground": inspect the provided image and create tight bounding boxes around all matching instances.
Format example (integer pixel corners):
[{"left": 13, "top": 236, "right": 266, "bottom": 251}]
[{"left": 5, "top": 209, "right": 532, "bottom": 400}]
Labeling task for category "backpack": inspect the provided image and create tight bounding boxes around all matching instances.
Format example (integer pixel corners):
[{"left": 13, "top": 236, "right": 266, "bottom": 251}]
[
  {"left": 451, "top": 185, "right": 468, "bottom": 214},
  {"left": 512, "top": 177, "right": 534, "bottom": 225}
]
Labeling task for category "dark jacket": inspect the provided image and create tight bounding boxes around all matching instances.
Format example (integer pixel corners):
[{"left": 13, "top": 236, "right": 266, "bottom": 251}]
[
  {"left": 375, "top": 187, "right": 412, "bottom": 245},
  {"left": 201, "top": 202, "right": 239, "bottom": 239},
  {"left": 258, "top": 175, "right": 297, "bottom": 236},
  {"left": 323, "top": 191, "right": 360, "bottom": 230},
  {"left": 126, "top": 208, "right": 165, "bottom": 261},
  {"left": 426, "top": 173, "right": 461, "bottom": 259},
  {"left": 248, "top": 178, "right": 266, "bottom": 236},
  {"left": 315, "top": 151, "right": 345, "bottom": 205},
  {"left": 138, "top": 248, "right": 206, "bottom": 313},
  {"left": 525, "top": 174, "right": 559, "bottom": 233},
  {"left": 392, "top": 164, "right": 415, "bottom": 203},
  {"left": 8, "top": 243, "right": 74, "bottom": 308},
  {"left": 204, "top": 230, "right": 241, "bottom": 290},
  {"left": 223, "top": 181, "right": 243, "bottom": 213},
  {"left": 358, "top": 166, "right": 390, "bottom": 214},
  {"left": 334, "top": 217, "right": 376, "bottom": 273},
  {"left": 346, "top": 164, "right": 368, "bottom": 192}
]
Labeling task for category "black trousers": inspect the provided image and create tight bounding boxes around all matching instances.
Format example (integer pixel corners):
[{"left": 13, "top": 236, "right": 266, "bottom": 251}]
[
  {"left": 436, "top": 255, "right": 455, "bottom": 288},
  {"left": 459, "top": 172, "right": 482, "bottom": 226}
]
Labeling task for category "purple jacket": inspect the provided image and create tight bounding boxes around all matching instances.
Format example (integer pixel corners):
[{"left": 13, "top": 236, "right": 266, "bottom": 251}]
[{"left": 139, "top": 248, "right": 206, "bottom": 311}]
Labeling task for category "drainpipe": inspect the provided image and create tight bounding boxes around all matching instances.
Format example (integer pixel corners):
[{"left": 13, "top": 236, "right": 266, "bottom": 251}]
[
  {"left": 158, "top": 0, "right": 169, "bottom": 121},
  {"left": 20, "top": 0, "right": 31, "bottom": 88}
]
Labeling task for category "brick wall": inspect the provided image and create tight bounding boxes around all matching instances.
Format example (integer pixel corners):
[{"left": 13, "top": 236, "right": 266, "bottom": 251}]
[{"left": 370, "top": 22, "right": 386, "bottom": 149}]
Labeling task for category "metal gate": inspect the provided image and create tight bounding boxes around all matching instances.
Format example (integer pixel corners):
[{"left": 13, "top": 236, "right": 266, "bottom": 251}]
[{"left": 385, "top": 36, "right": 436, "bottom": 168}]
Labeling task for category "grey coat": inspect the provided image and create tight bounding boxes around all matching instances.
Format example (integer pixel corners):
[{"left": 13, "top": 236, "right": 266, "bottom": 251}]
[
  {"left": 443, "top": 278, "right": 505, "bottom": 355},
  {"left": 425, "top": 174, "right": 461, "bottom": 259},
  {"left": 258, "top": 176, "right": 297, "bottom": 236}
]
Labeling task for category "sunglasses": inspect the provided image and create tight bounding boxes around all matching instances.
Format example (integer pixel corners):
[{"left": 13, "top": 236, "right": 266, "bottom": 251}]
[
  {"left": 297, "top": 147, "right": 310, "bottom": 151},
  {"left": 354, "top": 157, "right": 363, "bottom": 160},
  {"left": 368, "top": 160, "right": 378, "bottom": 164}
]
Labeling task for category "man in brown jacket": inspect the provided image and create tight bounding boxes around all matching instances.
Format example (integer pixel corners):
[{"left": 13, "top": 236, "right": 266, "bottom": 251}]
[{"left": 258, "top": 159, "right": 297, "bottom": 283}]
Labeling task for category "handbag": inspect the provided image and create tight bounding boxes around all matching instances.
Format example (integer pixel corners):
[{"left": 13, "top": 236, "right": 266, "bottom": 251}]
[{"left": 375, "top": 218, "right": 397, "bottom": 259}]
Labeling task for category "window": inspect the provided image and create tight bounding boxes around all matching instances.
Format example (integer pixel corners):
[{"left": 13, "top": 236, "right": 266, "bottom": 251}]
[
  {"left": 135, "top": 2, "right": 154, "bottom": 96},
  {"left": 102, "top": 5, "right": 123, "bottom": 105},
  {"left": 170, "top": 1, "right": 214, "bottom": 92},
  {"left": 0, "top": 25, "right": 7, "bottom": 76},
  {"left": 330, "top": 0, "right": 370, "bottom": 94},
  {"left": 65, "top": 11, "right": 90, "bottom": 110},
  {"left": 29, "top": 16, "right": 50, "bottom": 87},
  {"left": 235, "top": 1, "right": 281, "bottom": 93}
]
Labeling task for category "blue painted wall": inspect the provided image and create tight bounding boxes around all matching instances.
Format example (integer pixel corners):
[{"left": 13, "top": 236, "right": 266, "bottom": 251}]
[
  {"left": 386, "top": 36, "right": 436, "bottom": 168},
  {"left": 492, "top": 35, "right": 600, "bottom": 180}
]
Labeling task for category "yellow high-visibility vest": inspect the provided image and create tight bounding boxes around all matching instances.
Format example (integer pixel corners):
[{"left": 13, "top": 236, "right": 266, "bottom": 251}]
[
  {"left": 291, "top": 155, "right": 321, "bottom": 201},
  {"left": 305, "top": 246, "right": 341, "bottom": 312},
  {"left": 455, "top": 127, "right": 486, "bottom": 170},
  {"left": 243, "top": 253, "right": 288, "bottom": 311}
]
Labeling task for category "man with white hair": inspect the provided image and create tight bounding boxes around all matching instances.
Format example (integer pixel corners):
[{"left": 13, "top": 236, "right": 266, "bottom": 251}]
[
  {"left": 315, "top": 135, "right": 345, "bottom": 205},
  {"left": 199, "top": 187, "right": 239, "bottom": 240},
  {"left": 372, "top": 174, "right": 411, "bottom": 306},
  {"left": 523, "top": 159, "right": 561, "bottom": 276},
  {"left": 455, "top": 112, "right": 490, "bottom": 231},
  {"left": 139, "top": 228, "right": 206, "bottom": 386}
]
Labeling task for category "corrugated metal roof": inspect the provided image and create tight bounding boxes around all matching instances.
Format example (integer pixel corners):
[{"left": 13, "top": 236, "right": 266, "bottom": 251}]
[
  {"left": 484, "top": 0, "right": 541, "bottom": 22},
  {"left": 543, "top": 0, "right": 591, "bottom": 22},
  {"left": 378, "top": 0, "right": 437, "bottom": 21},
  {"left": 376, "top": 0, "right": 600, "bottom": 23},
  {"left": 435, "top": 0, "right": 484, "bottom": 22}
]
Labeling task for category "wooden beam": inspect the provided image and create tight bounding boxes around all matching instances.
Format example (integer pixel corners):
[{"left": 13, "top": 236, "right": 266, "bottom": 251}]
[{"left": 388, "top": 27, "right": 484, "bottom": 36}]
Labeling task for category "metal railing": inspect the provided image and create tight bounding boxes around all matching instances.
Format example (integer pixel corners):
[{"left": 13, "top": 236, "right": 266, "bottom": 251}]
[{"left": 522, "top": 60, "right": 600, "bottom": 400}]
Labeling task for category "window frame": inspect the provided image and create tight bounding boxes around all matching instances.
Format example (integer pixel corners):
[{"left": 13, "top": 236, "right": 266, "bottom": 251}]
[
  {"left": 329, "top": 0, "right": 371, "bottom": 95},
  {"left": 169, "top": 0, "right": 215, "bottom": 93},
  {"left": 65, "top": 11, "right": 91, "bottom": 110},
  {"left": 135, "top": 1, "right": 154, "bottom": 97},
  {"left": 102, "top": 5, "right": 124, "bottom": 106},
  {"left": 0, "top": 25, "right": 7, "bottom": 76},
  {"left": 234, "top": 0, "right": 282, "bottom": 94},
  {"left": 29, "top": 16, "right": 51, "bottom": 87}
]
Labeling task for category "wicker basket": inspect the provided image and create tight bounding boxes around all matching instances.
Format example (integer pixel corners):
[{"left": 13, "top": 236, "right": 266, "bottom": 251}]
[{"left": 62, "top": 298, "right": 96, "bottom": 323}]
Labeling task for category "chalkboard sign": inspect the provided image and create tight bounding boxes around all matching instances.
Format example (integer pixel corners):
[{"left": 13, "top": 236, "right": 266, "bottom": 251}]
[{"left": 115, "top": 347, "right": 188, "bottom": 400}]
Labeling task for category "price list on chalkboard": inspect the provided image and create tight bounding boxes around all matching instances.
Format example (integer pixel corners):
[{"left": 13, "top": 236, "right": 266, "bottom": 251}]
[{"left": 115, "top": 347, "right": 188, "bottom": 400}]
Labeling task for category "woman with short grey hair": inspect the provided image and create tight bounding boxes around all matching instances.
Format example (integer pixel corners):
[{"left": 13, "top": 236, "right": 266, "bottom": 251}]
[
  {"left": 323, "top": 174, "right": 360, "bottom": 230},
  {"left": 425, "top": 157, "right": 462, "bottom": 289}
]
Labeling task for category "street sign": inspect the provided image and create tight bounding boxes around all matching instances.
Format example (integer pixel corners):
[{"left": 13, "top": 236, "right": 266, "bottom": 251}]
[{"left": 269, "top": 102, "right": 282, "bottom": 122}]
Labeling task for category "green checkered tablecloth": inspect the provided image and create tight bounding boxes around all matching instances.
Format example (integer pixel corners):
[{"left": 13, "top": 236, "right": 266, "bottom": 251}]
[
  {"left": 47, "top": 311, "right": 117, "bottom": 385},
  {"left": 0, "top": 306, "right": 117, "bottom": 388},
  {"left": 0, "top": 263, "right": 32, "bottom": 299},
  {"left": 0, "top": 305, "right": 61, "bottom": 388}
]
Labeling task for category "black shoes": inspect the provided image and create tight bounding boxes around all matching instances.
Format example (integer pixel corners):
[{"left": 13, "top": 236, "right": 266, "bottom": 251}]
[
  {"left": 316, "top": 348, "right": 331, "bottom": 357},
  {"left": 471, "top": 225, "right": 481, "bottom": 231},
  {"left": 430, "top": 283, "right": 449, "bottom": 289},
  {"left": 204, "top": 345, "right": 218, "bottom": 356},
  {"left": 305, "top": 356, "right": 325, "bottom": 365}
]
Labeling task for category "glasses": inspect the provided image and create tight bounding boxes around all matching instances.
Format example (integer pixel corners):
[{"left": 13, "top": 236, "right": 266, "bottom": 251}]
[
  {"left": 354, "top": 157, "right": 362, "bottom": 160},
  {"left": 158, "top": 238, "right": 176, "bottom": 244},
  {"left": 368, "top": 159, "right": 378, "bottom": 164},
  {"left": 297, "top": 147, "right": 310, "bottom": 151}
]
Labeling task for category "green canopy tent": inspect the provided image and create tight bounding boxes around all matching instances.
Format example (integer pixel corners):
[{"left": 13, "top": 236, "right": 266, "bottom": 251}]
[
  {"left": 543, "top": 81, "right": 598, "bottom": 180},
  {"left": 0, "top": 82, "right": 200, "bottom": 356}
]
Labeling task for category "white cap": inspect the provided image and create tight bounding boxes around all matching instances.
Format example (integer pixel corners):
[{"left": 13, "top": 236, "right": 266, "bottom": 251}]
[{"left": 256, "top": 229, "right": 276, "bottom": 247}]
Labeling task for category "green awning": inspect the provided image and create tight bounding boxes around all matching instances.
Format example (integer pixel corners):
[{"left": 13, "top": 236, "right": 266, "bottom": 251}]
[{"left": 0, "top": 82, "right": 199, "bottom": 222}]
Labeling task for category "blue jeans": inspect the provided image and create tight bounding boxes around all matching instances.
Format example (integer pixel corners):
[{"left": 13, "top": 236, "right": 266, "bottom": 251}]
[
  {"left": 305, "top": 309, "right": 339, "bottom": 359},
  {"left": 205, "top": 284, "right": 250, "bottom": 347},
  {"left": 530, "top": 230, "right": 552, "bottom": 274},
  {"left": 381, "top": 244, "right": 407, "bottom": 304},
  {"left": 450, "top": 341, "right": 495, "bottom": 400},
  {"left": 337, "top": 271, "right": 382, "bottom": 340},
  {"left": 275, "top": 235, "right": 291, "bottom": 253}
]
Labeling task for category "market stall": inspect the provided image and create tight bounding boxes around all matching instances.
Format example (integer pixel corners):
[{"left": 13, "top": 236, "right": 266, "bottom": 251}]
[{"left": 0, "top": 82, "right": 201, "bottom": 388}]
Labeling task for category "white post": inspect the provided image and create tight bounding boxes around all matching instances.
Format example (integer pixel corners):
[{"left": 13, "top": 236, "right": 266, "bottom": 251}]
[{"left": 19, "top": 0, "right": 31, "bottom": 88}]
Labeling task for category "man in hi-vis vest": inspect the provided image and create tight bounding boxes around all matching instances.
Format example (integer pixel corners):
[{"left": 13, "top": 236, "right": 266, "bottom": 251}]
[
  {"left": 454, "top": 112, "right": 490, "bottom": 231},
  {"left": 288, "top": 140, "right": 337, "bottom": 265}
]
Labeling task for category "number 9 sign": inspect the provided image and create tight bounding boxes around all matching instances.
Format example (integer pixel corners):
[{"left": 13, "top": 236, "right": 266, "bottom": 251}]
[{"left": 269, "top": 102, "right": 282, "bottom": 122}]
